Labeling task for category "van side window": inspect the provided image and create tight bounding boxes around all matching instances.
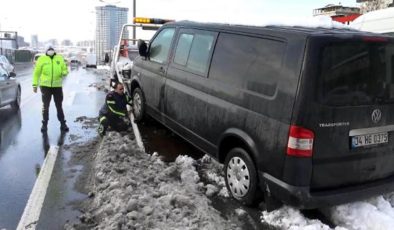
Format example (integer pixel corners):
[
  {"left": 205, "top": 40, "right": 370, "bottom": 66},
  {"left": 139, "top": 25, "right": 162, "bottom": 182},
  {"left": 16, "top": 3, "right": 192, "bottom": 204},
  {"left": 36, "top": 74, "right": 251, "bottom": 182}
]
[
  {"left": 209, "top": 33, "right": 285, "bottom": 97},
  {"left": 174, "top": 32, "right": 215, "bottom": 75},
  {"left": 149, "top": 28, "right": 175, "bottom": 64},
  {"left": 174, "top": 34, "right": 193, "bottom": 66}
]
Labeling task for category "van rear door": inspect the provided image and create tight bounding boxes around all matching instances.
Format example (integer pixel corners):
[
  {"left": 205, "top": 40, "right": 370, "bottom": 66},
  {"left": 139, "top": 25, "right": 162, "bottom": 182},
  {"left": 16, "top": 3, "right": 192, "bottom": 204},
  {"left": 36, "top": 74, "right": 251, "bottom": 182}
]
[{"left": 296, "top": 35, "right": 394, "bottom": 190}]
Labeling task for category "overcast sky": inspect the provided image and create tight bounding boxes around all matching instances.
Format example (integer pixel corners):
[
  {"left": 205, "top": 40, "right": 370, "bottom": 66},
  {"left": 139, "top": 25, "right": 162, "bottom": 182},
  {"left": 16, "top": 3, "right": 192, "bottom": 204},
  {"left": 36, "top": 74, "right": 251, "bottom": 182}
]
[{"left": 0, "top": 0, "right": 359, "bottom": 43}]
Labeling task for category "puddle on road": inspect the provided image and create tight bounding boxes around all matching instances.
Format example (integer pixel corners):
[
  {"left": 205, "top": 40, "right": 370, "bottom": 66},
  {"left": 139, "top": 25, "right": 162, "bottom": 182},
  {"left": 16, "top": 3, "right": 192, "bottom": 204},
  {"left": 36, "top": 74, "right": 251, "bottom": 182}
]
[{"left": 139, "top": 116, "right": 204, "bottom": 162}]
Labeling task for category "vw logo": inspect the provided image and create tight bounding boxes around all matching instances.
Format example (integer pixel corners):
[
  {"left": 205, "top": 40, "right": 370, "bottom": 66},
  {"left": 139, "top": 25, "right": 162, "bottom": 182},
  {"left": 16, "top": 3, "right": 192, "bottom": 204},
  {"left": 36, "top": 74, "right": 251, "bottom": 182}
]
[{"left": 371, "top": 109, "right": 382, "bottom": 124}]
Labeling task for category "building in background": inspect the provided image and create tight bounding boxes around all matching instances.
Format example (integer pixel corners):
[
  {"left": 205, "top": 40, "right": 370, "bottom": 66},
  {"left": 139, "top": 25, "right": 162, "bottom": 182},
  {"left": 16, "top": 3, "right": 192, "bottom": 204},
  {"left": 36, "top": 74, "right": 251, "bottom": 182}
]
[
  {"left": 17, "top": 36, "right": 29, "bottom": 48},
  {"left": 47, "top": 39, "right": 58, "bottom": 47},
  {"left": 77, "top": 40, "right": 95, "bottom": 47},
  {"left": 76, "top": 40, "right": 95, "bottom": 53},
  {"left": 61, "top": 39, "right": 73, "bottom": 46},
  {"left": 313, "top": 4, "right": 361, "bottom": 24},
  {"left": 95, "top": 5, "right": 128, "bottom": 64},
  {"left": 31, "top": 35, "right": 38, "bottom": 50},
  {"left": 357, "top": 0, "right": 393, "bottom": 13}
]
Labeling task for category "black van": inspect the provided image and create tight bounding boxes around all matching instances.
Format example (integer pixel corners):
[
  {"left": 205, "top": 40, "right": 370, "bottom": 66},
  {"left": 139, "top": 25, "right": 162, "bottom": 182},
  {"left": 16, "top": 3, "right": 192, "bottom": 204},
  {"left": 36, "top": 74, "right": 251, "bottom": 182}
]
[{"left": 129, "top": 21, "right": 394, "bottom": 209}]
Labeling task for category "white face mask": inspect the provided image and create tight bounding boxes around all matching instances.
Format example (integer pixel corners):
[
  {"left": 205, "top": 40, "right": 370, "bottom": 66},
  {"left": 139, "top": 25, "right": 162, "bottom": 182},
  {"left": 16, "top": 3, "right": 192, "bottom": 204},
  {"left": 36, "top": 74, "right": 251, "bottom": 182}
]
[{"left": 47, "top": 50, "right": 55, "bottom": 56}]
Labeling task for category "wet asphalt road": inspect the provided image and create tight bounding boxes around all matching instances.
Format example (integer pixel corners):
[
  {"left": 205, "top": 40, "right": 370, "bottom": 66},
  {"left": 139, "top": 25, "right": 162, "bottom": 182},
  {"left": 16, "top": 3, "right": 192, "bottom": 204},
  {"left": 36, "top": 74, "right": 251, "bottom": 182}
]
[{"left": 0, "top": 64, "right": 106, "bottom": 229}]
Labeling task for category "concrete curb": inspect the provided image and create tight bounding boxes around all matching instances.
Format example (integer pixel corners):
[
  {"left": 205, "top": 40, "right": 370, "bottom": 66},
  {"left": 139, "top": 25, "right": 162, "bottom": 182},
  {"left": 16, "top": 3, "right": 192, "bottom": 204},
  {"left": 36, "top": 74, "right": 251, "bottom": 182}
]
[
  {"left": 127, "top": 105, "right": 145, "bottom": 152},
  {"left": 17, "top": 146, "right": 59, "bottom": 230}
]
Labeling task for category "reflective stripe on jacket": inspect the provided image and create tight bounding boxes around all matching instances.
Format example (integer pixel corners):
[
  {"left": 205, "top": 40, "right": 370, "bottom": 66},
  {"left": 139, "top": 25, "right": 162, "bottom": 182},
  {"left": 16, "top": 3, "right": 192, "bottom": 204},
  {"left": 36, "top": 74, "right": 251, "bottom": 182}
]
[
  {"left": 33, "top": 54, "right": 68, "bottom": 87},
  {"left": 99, "top": 91, "right": 132, "bottom": 117}
]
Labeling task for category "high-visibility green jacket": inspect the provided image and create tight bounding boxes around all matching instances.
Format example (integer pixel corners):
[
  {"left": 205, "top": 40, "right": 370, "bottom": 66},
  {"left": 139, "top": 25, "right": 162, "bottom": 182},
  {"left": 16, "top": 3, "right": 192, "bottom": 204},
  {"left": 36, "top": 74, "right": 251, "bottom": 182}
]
[{"left": 33, "top": 54, "right": 68, "bottom": 88}]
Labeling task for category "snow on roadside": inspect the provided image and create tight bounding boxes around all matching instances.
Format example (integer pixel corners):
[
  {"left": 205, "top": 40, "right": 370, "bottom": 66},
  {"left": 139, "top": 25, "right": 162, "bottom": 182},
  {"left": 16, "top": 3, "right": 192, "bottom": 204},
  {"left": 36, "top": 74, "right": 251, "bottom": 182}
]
[
  {"left": 261, "top": 192, "right": 394, "bottom": 230},
  {"left": 329, "top": 196, "right": 394, "bottom": 230},
  {"left": 198, "top": 155, "right": 229, "bottom": 198},
  {"left": 69, "top": 131, "right": 241, "bottom": 229},
  {"left": 261, "top": 206, "right": 339, "bottom": 230},
  {"left": 144, "top": 149, "right": 394, "bottom": 230}
]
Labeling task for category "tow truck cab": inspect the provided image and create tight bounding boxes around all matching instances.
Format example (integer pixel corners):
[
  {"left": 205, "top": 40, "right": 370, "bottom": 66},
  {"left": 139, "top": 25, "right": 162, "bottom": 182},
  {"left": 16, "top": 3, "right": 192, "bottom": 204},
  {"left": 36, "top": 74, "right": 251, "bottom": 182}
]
[{"left": 110, "top": 17, "right": 172, "bottom": 90}]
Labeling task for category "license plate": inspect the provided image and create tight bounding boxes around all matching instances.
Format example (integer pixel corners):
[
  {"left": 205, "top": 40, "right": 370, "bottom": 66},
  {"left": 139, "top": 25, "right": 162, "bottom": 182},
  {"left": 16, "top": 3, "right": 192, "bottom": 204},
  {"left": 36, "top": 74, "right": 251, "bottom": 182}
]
[{"left": 351, "top": 132, "right": 388, "bottom": 148}]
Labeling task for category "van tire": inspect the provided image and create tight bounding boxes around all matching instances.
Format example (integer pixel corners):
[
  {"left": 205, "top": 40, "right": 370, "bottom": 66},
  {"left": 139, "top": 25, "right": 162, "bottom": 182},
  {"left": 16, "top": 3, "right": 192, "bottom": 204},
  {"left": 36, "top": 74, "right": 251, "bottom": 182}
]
[
  {"left": 224, "top": 147, "right": 258, "bottom": 206},
  {"left": 132, "top": 88, "right": 145, "bottom": 122}
]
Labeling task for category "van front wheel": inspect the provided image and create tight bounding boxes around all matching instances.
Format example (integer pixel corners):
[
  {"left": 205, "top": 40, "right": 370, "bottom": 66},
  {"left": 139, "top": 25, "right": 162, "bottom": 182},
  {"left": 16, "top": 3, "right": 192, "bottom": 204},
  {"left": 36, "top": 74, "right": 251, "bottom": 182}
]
[
  {"left": 224, "top": 147, "right": 258, "bottom": 206},
  {"left": 132, "top": 88, "right": 145, "bottom": 122}
]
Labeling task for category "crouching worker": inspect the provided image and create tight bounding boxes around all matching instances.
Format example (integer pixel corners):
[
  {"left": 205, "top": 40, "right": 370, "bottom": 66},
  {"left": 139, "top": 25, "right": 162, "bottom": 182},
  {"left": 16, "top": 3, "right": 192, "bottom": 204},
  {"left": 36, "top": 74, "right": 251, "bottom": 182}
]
[{"left": 98, "top": 82, "right": 132, "bottom": 136}]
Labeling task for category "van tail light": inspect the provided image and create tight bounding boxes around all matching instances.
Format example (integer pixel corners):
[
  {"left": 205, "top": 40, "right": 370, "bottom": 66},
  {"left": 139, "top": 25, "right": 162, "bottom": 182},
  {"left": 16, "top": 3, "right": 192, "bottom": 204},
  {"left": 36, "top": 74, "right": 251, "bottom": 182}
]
[
  {"left": 363, "top": 37, "right": 388, "bottom": 43},
  {"left": 287, "top": 125, "right": 314, "bottom": 158}
]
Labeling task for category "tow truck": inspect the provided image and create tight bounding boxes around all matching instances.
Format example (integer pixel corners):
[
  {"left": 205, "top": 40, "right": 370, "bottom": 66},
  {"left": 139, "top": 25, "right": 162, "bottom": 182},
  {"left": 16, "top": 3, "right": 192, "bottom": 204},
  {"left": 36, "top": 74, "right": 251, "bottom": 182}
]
[{"left": 110, "top": 17, "right": 173, "bottom": 93}]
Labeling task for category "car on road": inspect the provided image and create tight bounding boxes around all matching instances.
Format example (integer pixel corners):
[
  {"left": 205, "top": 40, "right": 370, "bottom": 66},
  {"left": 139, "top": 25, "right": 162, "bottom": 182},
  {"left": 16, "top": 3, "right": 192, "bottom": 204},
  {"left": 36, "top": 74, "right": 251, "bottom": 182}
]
[
  {"left": 69, "top": 58, "right": 80, "bottom": 69},
  {"left": 0, "top": 55, "right": 15, "bottom": 75},
  {"left": 0, "top": 65, "right": 20, "bottom": 110},
  {"left": 85, "top": 53, "right": 97, "bottom": 68},
  {"left": 128, "top": 19, "right": 394, "bottom": 210}
]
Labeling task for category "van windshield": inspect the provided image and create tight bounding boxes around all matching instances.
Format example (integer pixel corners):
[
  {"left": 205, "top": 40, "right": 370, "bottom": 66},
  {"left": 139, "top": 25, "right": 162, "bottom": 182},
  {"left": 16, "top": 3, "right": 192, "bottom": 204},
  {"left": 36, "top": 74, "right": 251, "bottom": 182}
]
[{"left": 319, "top": 40, "right": 394, "bottom": 106}]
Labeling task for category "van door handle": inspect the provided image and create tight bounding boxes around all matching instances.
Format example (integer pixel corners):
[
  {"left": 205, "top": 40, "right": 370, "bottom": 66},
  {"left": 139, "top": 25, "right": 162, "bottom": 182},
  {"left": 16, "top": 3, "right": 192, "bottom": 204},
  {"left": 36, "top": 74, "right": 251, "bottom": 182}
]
[{"left": 159, "top": 66, "right": 166, "bottom": 74}]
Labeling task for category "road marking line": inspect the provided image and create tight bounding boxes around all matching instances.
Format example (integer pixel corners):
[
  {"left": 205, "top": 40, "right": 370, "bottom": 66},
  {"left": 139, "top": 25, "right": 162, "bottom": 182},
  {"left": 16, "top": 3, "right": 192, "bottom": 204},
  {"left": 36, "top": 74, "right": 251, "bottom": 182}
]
[
  {"left": 17, "top": 146, "right": 60, "bottom": 230},
  {"left": 127, "top": 105, "right": 145, "bottom": 152}
]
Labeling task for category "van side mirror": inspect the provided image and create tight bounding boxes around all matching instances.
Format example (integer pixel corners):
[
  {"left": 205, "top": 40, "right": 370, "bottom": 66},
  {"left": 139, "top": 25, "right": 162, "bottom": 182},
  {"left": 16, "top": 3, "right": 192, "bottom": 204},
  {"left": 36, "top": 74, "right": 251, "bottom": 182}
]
[{"left": 137, "top": 39, "right": 148, "bottom": 58}]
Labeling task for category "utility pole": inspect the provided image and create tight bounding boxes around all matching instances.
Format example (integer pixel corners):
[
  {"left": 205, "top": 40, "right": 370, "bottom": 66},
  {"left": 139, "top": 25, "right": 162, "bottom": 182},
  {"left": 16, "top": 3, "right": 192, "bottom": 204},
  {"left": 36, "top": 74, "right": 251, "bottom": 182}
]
[{"left": 133, "top": 0, "right": 136, "bottom": 44}]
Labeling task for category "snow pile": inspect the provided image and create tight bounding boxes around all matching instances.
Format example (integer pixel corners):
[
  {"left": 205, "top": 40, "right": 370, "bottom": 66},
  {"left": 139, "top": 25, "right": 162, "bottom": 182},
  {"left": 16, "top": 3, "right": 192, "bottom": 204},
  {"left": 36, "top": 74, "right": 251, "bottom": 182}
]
[
  {"left": 97, "top": 65, "right": 110, "bottom": 70},
  {"left": 259, "top": 15, "right": 349, "bottom": 29},
  {"left": 70, "top": 132, "right": 239, "bottom": 229},
  {"left": 192, "top": 15, "right": 350, "bottom": 30},
  {"left": 330, "top": 196, "right": 394, "bottom": 230},
  {"left": 199, "top": 155, "right": 229, "bottom": 198},
  {"left": 261, "top": 206, "right": 338, "bottom": 230},
  {"left": 261, "top": 193, "right": 394, "bottom": 229}
]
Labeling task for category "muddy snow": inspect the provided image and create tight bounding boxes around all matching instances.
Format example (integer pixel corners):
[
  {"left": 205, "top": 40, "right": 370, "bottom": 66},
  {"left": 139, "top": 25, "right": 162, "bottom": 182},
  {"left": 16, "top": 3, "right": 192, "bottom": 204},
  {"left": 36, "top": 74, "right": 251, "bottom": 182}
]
[
  {"left": 64, "top": 125, "right": 394, "bottom": 230},
  {"left": 66, "top": 132, "right": 243, "bottom": 229}
]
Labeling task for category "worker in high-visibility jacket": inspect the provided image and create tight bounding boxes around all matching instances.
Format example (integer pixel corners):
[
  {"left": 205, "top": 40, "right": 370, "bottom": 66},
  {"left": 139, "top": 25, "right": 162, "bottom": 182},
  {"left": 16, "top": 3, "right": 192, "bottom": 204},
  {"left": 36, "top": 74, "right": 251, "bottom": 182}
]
[
  {"left": 33, "top": 45, "right": 69, "bottom": 132},
  {"left": 98, "top": 82, "right": 132, "bottom": 136}
]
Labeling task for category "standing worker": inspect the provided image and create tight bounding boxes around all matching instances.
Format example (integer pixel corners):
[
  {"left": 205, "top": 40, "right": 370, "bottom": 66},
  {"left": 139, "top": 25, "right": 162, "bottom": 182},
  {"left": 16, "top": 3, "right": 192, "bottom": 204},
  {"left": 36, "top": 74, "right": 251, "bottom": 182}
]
[
  {"left": 33, "top": 45, "right": 69, "bottom": 132},
  {"left": 98, "top": 82, "right": 132, "bottom": 136}
]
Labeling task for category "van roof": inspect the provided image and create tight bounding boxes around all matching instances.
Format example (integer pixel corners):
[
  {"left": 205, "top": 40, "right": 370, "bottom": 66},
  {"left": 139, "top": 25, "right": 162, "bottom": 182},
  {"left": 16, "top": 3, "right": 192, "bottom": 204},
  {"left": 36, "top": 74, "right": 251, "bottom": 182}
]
[{"left": 166, "top": 20, "right": 382, "bottom": 38}]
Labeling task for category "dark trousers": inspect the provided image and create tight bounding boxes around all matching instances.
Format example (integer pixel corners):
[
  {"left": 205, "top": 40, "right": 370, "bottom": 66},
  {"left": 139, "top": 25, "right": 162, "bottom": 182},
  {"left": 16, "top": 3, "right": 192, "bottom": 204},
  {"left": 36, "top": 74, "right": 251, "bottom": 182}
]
[
  {"left": 40, "top": 87, "right": 65, "bottom": 122},
  {"left": 98, "top": 114, "right": 129, "bottom": 134}
]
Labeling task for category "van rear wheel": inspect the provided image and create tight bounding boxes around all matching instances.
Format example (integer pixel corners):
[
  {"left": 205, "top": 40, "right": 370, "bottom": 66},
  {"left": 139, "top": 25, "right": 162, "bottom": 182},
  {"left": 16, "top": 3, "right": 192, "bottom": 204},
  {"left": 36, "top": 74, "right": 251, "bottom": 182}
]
[
  {"left": 132, "top": 88, "right": 145, "bottom": 122},
  {"left": 224, "top": 147, "right": 258, "bottom": 206}
]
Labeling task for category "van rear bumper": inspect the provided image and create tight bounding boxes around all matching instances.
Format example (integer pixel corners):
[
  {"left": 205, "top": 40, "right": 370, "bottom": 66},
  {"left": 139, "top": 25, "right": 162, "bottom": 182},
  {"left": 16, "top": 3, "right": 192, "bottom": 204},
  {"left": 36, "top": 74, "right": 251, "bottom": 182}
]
[{"left": 260, "top": 172, "right": 394, "bottom": 209}]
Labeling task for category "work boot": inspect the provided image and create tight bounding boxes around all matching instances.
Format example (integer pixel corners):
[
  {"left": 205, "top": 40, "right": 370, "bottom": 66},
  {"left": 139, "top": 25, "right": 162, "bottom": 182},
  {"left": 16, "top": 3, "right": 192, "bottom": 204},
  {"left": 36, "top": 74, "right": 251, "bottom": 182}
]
[
  {"left": 60, "top": 121, "right": 69, "bottom": 132},
  {"left": 98, "top": 124, "right": 106, "bottom": 137},
  {"left": 41, "top": 121, "right": 48, "bottom": 133}
]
